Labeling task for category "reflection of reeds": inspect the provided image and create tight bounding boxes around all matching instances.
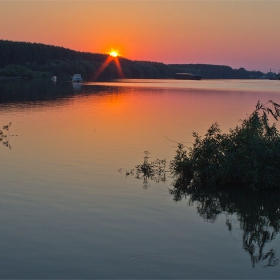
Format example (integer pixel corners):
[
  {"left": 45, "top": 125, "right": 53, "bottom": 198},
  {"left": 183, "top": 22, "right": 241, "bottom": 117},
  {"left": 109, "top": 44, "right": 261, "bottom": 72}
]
[{"left": 0, "top": 122, "right": 12, "bottom": 149}]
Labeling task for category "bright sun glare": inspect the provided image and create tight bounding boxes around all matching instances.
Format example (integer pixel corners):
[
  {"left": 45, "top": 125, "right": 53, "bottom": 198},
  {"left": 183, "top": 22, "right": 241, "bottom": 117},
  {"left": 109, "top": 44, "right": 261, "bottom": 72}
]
[{"left": 110, "top": 51, "right": 118, "bottom": 58}]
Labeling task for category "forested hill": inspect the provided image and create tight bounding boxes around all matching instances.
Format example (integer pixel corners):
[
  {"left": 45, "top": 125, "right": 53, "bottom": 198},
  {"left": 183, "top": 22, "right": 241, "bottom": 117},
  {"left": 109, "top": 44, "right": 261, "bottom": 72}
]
[{"left": 0, "top": 40, "right": 264, "bottom": 80}]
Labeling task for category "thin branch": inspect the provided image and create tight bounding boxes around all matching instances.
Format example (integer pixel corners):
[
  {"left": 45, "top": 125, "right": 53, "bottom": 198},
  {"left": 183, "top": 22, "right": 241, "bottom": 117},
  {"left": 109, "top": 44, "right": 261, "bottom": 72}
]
[{"left": 164, "top": 135, "right": 193, "bottom": 144}]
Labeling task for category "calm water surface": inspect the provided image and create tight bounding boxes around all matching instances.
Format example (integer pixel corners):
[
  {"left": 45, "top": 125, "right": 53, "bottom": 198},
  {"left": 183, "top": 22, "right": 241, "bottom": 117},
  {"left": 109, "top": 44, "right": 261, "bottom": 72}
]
[{"left": 1, "top": 79, "right": 280, "bottom": 278}]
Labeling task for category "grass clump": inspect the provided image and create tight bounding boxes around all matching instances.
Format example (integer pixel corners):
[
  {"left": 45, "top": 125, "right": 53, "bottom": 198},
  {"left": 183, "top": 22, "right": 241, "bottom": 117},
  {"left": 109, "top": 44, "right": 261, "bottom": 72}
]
[{"left": 170, "top": 100, "right": 280, "bottom": 191}]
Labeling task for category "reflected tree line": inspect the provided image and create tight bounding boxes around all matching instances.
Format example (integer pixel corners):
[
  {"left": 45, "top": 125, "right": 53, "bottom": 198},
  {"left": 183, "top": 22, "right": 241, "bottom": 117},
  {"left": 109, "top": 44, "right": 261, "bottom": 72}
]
[
  {"left": 0, "top": 79, "right": 125, "bottom": 105},
  {"left": 0, "top": 79, "right": 126, "bottom": 150},
  {"left": 125, "top": 150, "right": 280, "bottom": 268}
]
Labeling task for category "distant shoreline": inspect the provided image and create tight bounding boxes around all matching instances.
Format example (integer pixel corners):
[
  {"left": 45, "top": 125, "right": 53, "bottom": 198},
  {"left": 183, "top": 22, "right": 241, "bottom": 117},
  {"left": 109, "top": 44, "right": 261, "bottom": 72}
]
[
  {"left": 0, "top": 76, "right": 28, "bottom": 80},
  {"left": 0, "top": 39, "right": 267, "bottom": 80}
]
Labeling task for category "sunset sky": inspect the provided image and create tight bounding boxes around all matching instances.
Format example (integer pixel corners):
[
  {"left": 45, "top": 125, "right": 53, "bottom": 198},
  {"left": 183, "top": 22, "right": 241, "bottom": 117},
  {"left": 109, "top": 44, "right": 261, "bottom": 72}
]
[{"left": 1, "top": 0, "right": 280, "bottom": 73}]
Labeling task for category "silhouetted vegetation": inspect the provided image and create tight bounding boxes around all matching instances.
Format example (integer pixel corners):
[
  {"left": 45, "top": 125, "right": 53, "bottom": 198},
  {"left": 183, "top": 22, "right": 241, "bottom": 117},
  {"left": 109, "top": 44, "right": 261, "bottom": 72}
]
[
  {"left": 0, "top": 122, "right": 12, "bottom": 149},
  {"left": 169, "top": 100, "right": 280, "bottom": 191},
  {"left": 0, "top": 40, "right": 264, "bottom": 80},
  {"left": 129, "top": 100, "right": 280, "bottom": 192},
  {"left": 126, "top": 101, "right": 280, "bottom": 268},
  {"left": 128, "top": 150, "right": 280, "bottom": 268},
  {"left": 126, "top": 151, "right": 167, "bottom": 189}
]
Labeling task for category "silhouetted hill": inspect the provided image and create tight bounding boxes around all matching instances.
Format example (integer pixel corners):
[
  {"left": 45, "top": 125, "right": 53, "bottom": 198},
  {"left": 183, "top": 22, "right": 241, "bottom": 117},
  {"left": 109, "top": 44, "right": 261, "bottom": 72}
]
[
  {"left": 169, "top": 64, "right": 263, "bottom": 79},
  {"left": 0, "top": 40, "right": 264, "bottom": 80}
]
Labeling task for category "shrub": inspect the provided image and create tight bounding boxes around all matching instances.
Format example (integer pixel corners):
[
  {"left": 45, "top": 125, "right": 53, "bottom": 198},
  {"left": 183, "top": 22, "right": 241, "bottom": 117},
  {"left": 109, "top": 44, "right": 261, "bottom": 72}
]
[{"left": 170, "top": 100, "right": 280, "bottom": 191}]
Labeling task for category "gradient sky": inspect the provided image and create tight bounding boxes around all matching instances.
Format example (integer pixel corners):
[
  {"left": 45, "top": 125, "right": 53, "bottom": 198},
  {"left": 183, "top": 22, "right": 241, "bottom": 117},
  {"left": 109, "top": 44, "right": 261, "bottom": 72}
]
[{"left": 0, "top": 0, "right": 280, "bottom": 72}]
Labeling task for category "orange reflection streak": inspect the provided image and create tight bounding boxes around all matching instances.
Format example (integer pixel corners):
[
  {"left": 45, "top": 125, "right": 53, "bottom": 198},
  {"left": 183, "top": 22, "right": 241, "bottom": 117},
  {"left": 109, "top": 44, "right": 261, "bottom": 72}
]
[{"left": 93, "top": 55, "right": 124, "bottom": 81}]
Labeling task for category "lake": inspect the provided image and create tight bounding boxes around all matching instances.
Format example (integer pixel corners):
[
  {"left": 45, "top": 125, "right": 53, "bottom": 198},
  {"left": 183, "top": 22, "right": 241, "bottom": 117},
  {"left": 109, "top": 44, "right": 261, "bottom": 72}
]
[{"left": 1, "top": 78, "right": 280, "bottom": 278}]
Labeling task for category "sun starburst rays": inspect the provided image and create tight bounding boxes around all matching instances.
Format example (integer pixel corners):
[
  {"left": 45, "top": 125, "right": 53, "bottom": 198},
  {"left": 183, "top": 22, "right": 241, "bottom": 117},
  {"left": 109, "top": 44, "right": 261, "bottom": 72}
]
[{"left": 93, "top": 50, "right": 124, "bottom": 81}]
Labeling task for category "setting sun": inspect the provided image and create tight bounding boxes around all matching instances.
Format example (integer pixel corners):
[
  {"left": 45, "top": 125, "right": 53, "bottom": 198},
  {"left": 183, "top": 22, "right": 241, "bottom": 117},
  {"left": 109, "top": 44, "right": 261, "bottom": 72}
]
[
  {"left": 109, "top": 51, "right": 118, "bottom": 57},
  {"left": 93, "top": 49, "right": 124, "bottom": 80}
]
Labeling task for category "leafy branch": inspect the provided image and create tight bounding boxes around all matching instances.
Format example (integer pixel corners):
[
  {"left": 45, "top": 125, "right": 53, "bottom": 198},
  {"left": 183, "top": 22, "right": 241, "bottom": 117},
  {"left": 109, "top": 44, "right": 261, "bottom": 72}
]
[{"left": 255, "top": 100, "right": 280, "bottom": 121}]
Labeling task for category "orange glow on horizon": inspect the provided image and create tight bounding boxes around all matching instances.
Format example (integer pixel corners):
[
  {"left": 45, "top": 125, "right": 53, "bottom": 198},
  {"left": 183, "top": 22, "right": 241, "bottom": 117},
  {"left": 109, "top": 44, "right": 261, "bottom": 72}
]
[{"left": 1, "top": 1, "right": 280, "bottom": 72}]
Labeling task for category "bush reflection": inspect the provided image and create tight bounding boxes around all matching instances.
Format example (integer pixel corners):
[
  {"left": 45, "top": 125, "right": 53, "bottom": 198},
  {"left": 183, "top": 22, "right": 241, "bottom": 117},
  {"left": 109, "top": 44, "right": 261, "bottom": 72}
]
[{"left": 129, "top": 154, "right": 280, "bottom": 268}]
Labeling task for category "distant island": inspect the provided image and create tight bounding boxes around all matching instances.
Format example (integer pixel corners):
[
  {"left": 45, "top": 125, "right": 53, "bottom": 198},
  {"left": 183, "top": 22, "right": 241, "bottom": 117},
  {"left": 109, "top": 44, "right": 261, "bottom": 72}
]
[{"left": 0, "top": 39, "right": 267, "bottom": 81}]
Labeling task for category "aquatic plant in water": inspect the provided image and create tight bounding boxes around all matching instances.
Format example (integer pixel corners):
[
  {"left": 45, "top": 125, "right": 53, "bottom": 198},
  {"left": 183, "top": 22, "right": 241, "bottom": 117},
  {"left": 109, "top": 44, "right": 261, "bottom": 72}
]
[
  {"left": 123, "top": 151, "right": 167, "bottom": 189},
  {"left": 0, "top": 122, "right": 12, "bottom": 149}
]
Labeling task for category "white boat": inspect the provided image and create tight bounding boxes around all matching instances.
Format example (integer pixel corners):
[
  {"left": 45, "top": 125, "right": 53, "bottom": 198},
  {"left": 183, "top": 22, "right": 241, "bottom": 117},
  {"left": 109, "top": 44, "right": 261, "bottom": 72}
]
[
  {"left": 51, "top": 76, "right": 57, "bottom": 82},
  {"left": 72, "top": 74, "right": 83, "bottom": 83}
]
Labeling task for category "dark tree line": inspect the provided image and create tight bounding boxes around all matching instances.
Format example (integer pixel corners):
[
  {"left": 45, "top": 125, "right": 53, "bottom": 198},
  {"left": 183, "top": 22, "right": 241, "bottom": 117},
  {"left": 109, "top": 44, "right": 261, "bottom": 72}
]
[{"left": 0, "top": 40, "right": 264, "bottom": 80}]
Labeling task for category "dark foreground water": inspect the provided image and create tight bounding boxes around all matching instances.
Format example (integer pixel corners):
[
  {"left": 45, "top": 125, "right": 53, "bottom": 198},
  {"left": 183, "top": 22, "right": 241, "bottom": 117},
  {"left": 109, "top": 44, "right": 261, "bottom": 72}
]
[{"left": 1, "top": 78, "right": 280, "bottom": 278}]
